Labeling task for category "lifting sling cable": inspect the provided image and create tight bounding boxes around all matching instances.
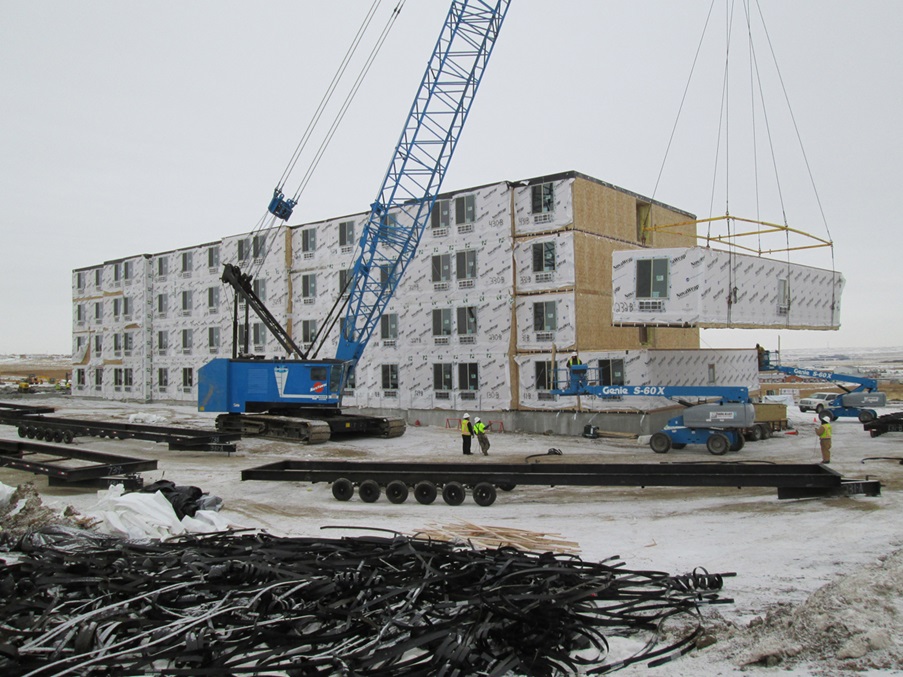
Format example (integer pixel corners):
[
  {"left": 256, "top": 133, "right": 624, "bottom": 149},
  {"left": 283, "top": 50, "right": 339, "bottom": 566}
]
[
  {"left": 651, "top": 0, "right": 718, "bottom": 205},
  {"left": 752, "top": 0, "right": 837, "bottom": 311}
]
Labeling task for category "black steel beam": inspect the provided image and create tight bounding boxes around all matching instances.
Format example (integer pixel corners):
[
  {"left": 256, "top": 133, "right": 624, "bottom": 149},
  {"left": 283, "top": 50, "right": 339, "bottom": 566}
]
[{"left": 0, "top": 439, "right": 156, "bottom": 484}]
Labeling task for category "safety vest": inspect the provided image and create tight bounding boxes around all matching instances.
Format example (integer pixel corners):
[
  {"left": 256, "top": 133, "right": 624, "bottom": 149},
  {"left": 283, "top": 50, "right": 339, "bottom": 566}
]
[
  {"left": 474, "top": 421, "right": 486, "bottom": 435},
  {"left": 567, "top": 357, "right": 582, "bottom": 367},
  {"left": 819, "top": 421, "right": 832, "bottom": 439},
  {"left": 461, "top": 419, "right": 471, "bottom": 435}
]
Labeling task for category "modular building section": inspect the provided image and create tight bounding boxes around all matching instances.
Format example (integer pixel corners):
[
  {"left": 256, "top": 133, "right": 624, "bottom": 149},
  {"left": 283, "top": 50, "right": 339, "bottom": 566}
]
[{"left": 610, "top": 247, "right": 844, "bottom": 329}]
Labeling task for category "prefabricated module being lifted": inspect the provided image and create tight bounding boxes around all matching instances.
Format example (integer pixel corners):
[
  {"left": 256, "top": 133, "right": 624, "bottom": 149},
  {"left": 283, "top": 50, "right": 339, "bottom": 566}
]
[{"left": 198, "top": 1, "right": 510, "bottom": 443}]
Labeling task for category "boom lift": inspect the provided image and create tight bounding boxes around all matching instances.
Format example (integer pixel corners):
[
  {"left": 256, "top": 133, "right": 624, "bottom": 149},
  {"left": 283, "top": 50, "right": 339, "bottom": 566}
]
[
  {"left": 198, "top": 1, "right": 510, "bottom": 442},
  {"left": 760, "top": 352, "right": 885, "bottom": 423},
  {"left": 553, "top": 364, "right": 756, "bottom": 455}
]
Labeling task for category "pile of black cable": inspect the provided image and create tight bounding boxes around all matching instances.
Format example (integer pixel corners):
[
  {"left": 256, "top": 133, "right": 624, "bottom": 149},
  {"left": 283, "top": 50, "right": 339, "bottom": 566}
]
[{"left": 0, "top": 528, "right": 734, "bottom": 675}]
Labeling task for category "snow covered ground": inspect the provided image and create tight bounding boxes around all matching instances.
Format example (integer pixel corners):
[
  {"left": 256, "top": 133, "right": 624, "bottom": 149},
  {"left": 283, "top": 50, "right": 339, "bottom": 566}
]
[{"left": 1, "top": 388, "right": 902, "bottom": 675}]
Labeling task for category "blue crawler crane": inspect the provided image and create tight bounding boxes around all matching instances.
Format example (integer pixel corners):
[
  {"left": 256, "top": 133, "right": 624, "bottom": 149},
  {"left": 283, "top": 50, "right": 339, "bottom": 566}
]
[{"left": 198, "top": 1, "right": 511, "bottom": 443}]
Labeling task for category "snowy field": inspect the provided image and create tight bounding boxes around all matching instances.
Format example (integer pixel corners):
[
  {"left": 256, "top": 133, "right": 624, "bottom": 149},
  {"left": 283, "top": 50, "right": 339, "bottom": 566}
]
[{"left": 1, "top": 384, "right": 902, "bottom": 675}]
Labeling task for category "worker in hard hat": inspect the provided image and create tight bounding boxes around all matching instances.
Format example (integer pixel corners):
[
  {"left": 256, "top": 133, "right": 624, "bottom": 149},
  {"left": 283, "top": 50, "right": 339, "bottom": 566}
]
[
  {"left": 815, "top": 413, "right": 832, "bottom": 464},
  {"left": 474, "top": 417, "right": 490, "bottom": 455},
  {"left": 461, "top": 413, "right": 474, "bottom": 455}
]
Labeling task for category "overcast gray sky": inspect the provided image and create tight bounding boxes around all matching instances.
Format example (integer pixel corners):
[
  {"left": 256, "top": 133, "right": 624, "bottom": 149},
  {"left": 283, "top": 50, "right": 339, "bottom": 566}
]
[{"left": 2, "top": 0, "right": 901, "bottom": 354}]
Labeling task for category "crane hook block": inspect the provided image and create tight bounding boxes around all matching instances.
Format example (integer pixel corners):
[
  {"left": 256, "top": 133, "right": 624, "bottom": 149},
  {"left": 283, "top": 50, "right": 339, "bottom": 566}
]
[{"left": 268, "top": 189, "right": 297, "bottom": 220}]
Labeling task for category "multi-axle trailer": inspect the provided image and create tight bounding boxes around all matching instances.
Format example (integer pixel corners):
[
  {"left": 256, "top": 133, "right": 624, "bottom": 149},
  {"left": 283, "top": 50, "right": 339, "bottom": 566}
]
[{"left": 241, "top": 458, "right": 881, "bottom": 505}]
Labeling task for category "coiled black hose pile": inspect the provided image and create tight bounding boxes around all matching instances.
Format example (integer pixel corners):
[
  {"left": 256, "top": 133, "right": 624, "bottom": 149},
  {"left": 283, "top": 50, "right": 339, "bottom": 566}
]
[{"left": 0, "top": 527, "right": 733, "bottom": 675}]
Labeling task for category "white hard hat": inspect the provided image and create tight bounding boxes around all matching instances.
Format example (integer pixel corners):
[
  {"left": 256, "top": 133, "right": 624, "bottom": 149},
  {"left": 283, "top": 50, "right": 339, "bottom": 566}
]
[
  {"left": 474, "top": 417, "right": 481, "bottom": 423},
  {"left": 463, "top": 413, "right": 470, "bottom": 418}
]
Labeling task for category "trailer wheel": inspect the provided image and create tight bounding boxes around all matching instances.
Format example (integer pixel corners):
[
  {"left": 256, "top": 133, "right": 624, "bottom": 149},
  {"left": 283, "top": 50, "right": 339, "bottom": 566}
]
[
  {"left": 747, "top": 425, "right": 764, "bottom": 442},
  {"left": 730, "top": 435, "right": 745, "bottom": 452},
  {"left": 706, "top": 433, "right": 730, "bottom": 455},
  {"left": 52, "top": 430, "right": 64, "bottom": 443},
  {"left": 62, "top": 430, "right": 74, "bottom": 444},
  {"left": 498, "top": 482, "right": 516, "bottom": 492},
  {"left": 359, "top": 479, "right": 381, "bottom": 503},
  {"left": 17, "top": 426, "right": 26, "bottom": 438},
  {"left": 758, "top": 424, "right": 772, "bottom": 440},
  {"left": 858, "top": 410, "right": 876, "bottom": 424},
  {"left": 386, "top": 480, "right": 409, "bottom": 504},
  {"left": 332, "top": 478, "right": 354, "bottom": 501},
  {"left": 414, "top": 481, "right": 438, "bottom": 505},
  {"left": 442, "top": 481, "right": 465, "bottom": 506},
  {"left": 472, "top": 482, "right": 497, "bottom": 507},
  {"left": 650, "top": 432, "right": 672, "bottom": 454},
  {"left": 25, "top": 426, "right": 36, "bottom": 439}
]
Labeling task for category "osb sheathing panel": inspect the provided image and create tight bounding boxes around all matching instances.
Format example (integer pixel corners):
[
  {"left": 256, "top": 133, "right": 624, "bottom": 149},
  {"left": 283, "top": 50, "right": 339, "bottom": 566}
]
[{"left": 572, "top": 178, "right": 637, "bottom": 241}]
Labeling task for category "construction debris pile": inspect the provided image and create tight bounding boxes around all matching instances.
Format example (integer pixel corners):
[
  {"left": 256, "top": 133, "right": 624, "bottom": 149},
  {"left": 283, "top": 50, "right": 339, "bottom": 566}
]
[{"left": 0, "top": 528, "right": 734, "bottom": 675}]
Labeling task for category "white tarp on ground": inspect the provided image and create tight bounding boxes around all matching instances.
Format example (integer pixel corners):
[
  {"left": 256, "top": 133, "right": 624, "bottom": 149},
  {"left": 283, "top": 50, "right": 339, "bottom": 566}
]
[{"left": 611, "top": 247, "right": 844, "bottom": 329}]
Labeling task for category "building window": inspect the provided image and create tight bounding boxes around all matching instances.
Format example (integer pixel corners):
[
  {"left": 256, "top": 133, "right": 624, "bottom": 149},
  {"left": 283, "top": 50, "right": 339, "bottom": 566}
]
[
  {"left": 535, "top": 360, "right": 554, "bottom": 390},
  {"left": 708, "top": 364, "right": 717, "bottom": 385},
  {"left": 94, "top": 368, "right": 103, "bottom": 389},
  {"left": 431, "top": 200, "right": 451, "bottom": 229},
  {"left": 532, "top": 182, "right": 554, "bottom": 214},
  {"left": 123, "top": 332, "right": 133, "bottom": 356},
  {"left": 113, "top": 368, "right": 123, "bottom": 388},
  {"left": 76, "top": 304, "right": 85, "bottom": 323},
  {"left": 94, "top": 302, "right": 102, "bottom": 322},
  {"left": 344, "top": 365, "right": 356, "bottom": 390},
  {"left": 207, "top": 246, "right": 220, "bottom": 270},
  {"left": 121, "top": 296, "right": 131, "bottom": 318},
  {"left": 182, "top": 368, "right": 193, "bottom": 389},
  {"left": 457, "top": 306, "right": 478, "bottom": 337},
  {"left": 252, "top": 323, "right": 266, "bottom": 348},
  {"left": 381, "top": 364, "right": 398, "bottom": 391},
  {"left": 338, "top": 268, "right": 353, "bottom": 295},
  {"left": 123, "top": 368, "right": 133, "bottom": 389},
  {"left": 113, "top": 263, "right": 121, "bottom": 283},
  {"left": 158, "top": 368, "right": 169, "bottom": 389},
  {"left": 76, "top": 369, "right": 85, "bottom": 386},
  {"left": 112, "top": 298, "right": 121, "bottom": 319},
  {"left": 207, "top": 287, "right": 220, "bottom": 312},
  {"left": 302, "top": 274, "right": 316, "bottom": 300},
  {"left": 75, "top": 272, "right": 84, "bottom": 290},
  {"left": 253, "top": 235, "right": 266, "bottom": 259},
  {"left": 181, "top": 329, "right": 193, "bottom": 354},
  {"left": 433, "top": 363, "right": 453, "bottom": 391},
  {"left": 301, "top": 319, "right": 317, "bottom": 344},
  {"left": 123, "top": 260, "right": 133, "bottom": 282},
  {"left": 379, "top": 264, "right": 392, "bottom": 287},
  {"left": 458, "top": 363, "right": 479, "bottom": 391},
  {"left": 339, "top": 220, "right": 355, "bottom": 248},
  {"left": 157, "top": 330, "right": 168, "bottom": 354},
  {"left": 455, "top": 194, "right": 475, "bottom": 225},
  {"left": 94, "top": 269, "right": 102, "bottom": 287},
  {"left": 432, "top": 308, "right": 452, "bottom": 336},
  {"left": 533, "top": 301, "right": 557, "bottom": 332},
  {"left": 380, "top": 313, "right": 398, "bottom": 340},
  {"left": 636, "top": 258, "right": 669, "bottom": 299},
  {"left": 253, "top": 278, "right": 266, "bottom": 302},
  {"left": 599, "top": 359, "right": 625, "bottom": 386},
  {"left": 532, "top": 242, "right": 556, "bottom": 272},
  {"left": 181, "top": 251, "right": 193, "bottom": 275},
  {"left": 456, "top": 250, "right": 477, "bottom": 281},
  {"left": 238, "top": 238, "right": 250, "bottom": 262},
  {"left": 112, "top": 333, "right": 122, "bottom": 356},
  {"left": 156, "top": 294, "right": 167, "bottom": 316},
  {"left": 302, "top": 228, "right": 317, "bottom": 254},
  {"left": 181, "top": 290, "right": 192, "bottom": 316},
  {"left": 208, "top": 326, "right": 220, "bottom": 352},
  {"left": 431, "top": 254, "right": 452, "bottom": 283},
  {"left": 157, "top": 257, "right": 168, "bottom": 278},
  {"left": 777, "top": 278, "right": 790, "bottom": 314},
  {"left": 93, "top": 334, "right": 102, "bottom": 357}
]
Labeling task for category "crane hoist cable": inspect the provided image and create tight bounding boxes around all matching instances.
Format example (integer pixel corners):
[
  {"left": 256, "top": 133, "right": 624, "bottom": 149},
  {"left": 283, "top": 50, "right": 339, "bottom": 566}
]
[{"left": 241, "top": 0, "right": 406, "bottom": 286}]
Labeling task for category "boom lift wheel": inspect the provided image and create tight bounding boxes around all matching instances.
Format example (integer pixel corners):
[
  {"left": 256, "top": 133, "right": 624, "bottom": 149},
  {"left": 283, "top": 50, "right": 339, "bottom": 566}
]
[
  {"left": 386, "top": 480, "right": 409, "bottom": 504},
  {"left": 442, "top": 481, "right": 465, "bottom": 506},
  {"left": 706, "top": 433, "right": 730, "bottom": 455},
  {"left": 649, "top": 432, "right": 672, "bottom": 454},
  {"left": 730, "top": 435, "right": 745, "bottom": 452},
  {"left": 859, "top": 410, "right": 876, "bottom": 423}
]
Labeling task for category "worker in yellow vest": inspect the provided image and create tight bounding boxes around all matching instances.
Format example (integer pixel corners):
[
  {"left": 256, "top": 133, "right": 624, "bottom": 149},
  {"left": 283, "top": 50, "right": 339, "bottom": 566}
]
[
  {"left": 461, "top": 413, "right": 474, "bottom": 455},
  {"left": 474, "top": 417, "right": 490, "bottom": 455},
  {"left": 816, "top": 414, "right": 832, "bottom": 464}
]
